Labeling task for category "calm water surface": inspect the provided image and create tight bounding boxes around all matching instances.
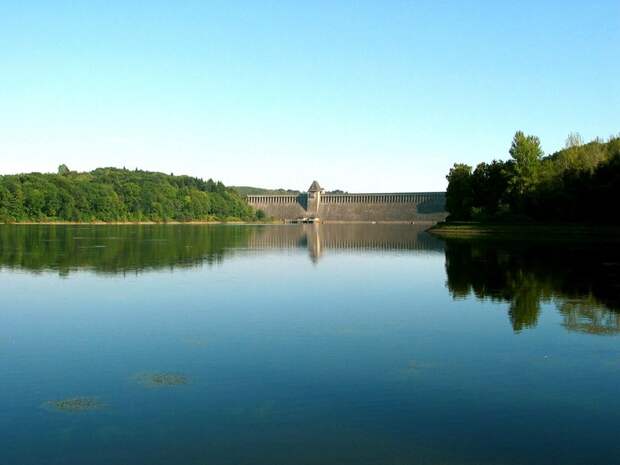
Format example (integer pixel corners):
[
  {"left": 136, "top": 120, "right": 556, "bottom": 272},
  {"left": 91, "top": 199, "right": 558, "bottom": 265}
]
[{"left": 1, "top": 224, "right": 619, "bottom": 465}]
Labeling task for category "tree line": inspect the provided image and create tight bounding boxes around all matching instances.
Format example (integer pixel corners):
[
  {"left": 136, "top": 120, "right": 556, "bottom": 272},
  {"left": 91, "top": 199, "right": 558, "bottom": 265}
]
[
  {"left": 0, "top": 166, "right": 262, "bottom": 222},
  {"left": 445, "top": 132, "right": 620, "bottom": 223}
]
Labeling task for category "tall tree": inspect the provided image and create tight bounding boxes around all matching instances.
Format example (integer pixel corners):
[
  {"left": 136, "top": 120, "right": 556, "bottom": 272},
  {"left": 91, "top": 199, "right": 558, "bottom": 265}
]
[
  {"left": 445, "top": 163, "right": 473, "bottom": 220},
  {"left": 508, "top": 131, "right": 543, "bottom": 208}
]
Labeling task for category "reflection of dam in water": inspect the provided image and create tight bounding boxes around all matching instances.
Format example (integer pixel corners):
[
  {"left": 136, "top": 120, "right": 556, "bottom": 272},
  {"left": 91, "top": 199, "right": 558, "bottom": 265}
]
[{"left": 244, "top": 224, "right": 444, "bottom": 262}]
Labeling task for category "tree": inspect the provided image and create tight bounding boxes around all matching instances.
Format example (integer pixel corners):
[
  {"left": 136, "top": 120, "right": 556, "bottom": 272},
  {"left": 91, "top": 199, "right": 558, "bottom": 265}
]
[
  {"left": 565, "top": 132, "right": 583, "bottom": 148},
  {"left": 58, "top": 164, "right": 70, "bottom": 175},
  {"left": 508, "top": 131, "right": 543, "bottom": 207},
  {"left": 444, "top": 131, "right": 619, "bottom": 224},
  {"left": 445, "top": 163, "right": 473, "bottom": 220},
  {"left": 471, "top": 160, "right": 511, "bottom": 217}
]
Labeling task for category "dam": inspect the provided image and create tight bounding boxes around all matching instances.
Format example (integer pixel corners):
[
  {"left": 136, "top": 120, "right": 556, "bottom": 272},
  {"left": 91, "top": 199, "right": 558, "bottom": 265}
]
[{"left": 246, "top": 181, "right": 447, "bottom": 222}]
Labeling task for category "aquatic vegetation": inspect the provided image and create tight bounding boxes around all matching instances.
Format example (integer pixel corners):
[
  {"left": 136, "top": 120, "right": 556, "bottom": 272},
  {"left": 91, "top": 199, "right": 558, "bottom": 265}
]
[
  {"left": 133, "top": 372, "right": 189, "bottom": 387},
  {"left": 43, "top": 396, "right": 105, "bottom": 413}
]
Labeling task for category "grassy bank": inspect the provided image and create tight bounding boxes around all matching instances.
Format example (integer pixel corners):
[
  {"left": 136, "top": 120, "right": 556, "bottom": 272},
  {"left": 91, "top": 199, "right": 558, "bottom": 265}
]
[{"left": 428, "top": 222, "right": 620, "bottom": 242}]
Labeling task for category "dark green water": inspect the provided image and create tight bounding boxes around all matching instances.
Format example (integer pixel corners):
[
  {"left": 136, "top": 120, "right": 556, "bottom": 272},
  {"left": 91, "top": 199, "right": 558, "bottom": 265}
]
[{"left": 1, "top": 224, "right": 619, "bottom": 465}]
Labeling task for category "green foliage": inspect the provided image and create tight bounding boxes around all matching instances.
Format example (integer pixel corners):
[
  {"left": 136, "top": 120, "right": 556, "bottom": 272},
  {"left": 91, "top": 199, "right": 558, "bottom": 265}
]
[
  {"left": 0, "top": 167, "right": 261, "bottom": 223},
  {"left": 508, "top": 131, "right": 543, "bottom": 201},
  {"left": 232, "top": 186, "right": 300, "bottom": 196},
  {"left": 471, "top": 161, "right": 512, "bottom": 218},
  {"left": 445, "top": 131, "right": 620, "bottom": 224},
  {"left": 445, "top": 163, "right": 474, "bottom": 220}
]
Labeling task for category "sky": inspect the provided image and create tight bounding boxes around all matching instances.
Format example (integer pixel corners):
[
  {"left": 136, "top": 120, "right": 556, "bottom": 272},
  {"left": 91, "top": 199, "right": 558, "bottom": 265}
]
[{"left": 1, "top": 1, "right": 619, "bottom": 192}]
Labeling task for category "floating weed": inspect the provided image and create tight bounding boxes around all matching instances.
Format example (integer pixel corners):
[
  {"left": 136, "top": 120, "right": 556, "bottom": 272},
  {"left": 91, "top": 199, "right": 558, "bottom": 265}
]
[
  {"left": 133, "top": 372, "right": 189, "bottom": 387},
  {"left": 42, "top": 396, "right": 105, "bottom": 413}
]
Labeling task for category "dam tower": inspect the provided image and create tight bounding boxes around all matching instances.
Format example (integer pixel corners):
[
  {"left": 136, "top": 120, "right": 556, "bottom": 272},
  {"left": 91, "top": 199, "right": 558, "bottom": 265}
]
[{"left": 306, "top": 180, "right": 324, "bottom": 217}]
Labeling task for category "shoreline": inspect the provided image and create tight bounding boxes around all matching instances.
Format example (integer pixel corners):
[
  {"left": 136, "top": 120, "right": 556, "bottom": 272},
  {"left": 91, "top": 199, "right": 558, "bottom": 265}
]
[
  {"left": 428, "top": 222, "right": 620, "bottom": 242},
  {"left": 1, "top": 220, "right": 438, "bottom": 226},
  {"left": 1, "top": 220, "right": 268, "bottom": 226}
]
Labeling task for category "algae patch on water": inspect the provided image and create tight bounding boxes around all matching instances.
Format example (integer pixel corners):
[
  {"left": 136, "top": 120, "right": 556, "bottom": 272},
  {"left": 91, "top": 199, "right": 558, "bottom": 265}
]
[
  {"left": 133, "top": 372, "right": 189, "bottom": 387},
  {"left": 43, "top": 396, "right": 105, "bottom": 413}
]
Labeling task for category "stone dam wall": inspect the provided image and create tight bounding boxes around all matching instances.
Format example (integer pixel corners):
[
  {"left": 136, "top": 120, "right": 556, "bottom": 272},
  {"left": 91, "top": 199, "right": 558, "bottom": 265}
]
[{"left": 247, "top": 192, "right": 447, "bottom": 222}]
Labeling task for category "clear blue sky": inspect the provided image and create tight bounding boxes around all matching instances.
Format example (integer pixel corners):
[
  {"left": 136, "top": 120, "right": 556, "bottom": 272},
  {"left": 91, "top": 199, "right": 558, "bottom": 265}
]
[{"left": 1, "top": 1, "right": 618, "bottom": 191}]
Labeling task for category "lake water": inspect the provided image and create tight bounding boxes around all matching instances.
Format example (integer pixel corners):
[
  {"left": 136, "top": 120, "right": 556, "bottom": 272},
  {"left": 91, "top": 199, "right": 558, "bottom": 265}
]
[{"left": 1, "top": 224, "right": 619, "bottom": 465}]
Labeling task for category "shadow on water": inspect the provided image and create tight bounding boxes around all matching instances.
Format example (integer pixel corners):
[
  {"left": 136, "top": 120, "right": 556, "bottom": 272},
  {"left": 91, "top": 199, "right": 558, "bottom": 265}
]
[
  {"left": 0, "top": 223, "right": 443, "bottom": 274},
  {"left": 443, "top": 239, "right": 620, "bottom": 334}
]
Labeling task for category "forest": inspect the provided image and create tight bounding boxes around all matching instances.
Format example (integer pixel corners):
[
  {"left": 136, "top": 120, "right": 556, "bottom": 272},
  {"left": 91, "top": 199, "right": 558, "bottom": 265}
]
[
  {"left": 445, "top": 132, "right": 620, "bottom": 223},
  {"left": 0, "top": 166, "right": 260, "bottom": 222},
  {"left": 231, "top": 186, "right": 301, "bottom": 196}
]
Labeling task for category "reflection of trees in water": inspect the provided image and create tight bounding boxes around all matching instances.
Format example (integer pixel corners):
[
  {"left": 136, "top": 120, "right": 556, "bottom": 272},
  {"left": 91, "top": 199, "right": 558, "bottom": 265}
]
[
  {"left": 560, "top": 301, "right": 620, "bottom": 336},
  {"left": 0, "top": 225, "right": 253, "bottom": 275},
  {"left": 0, "top": 224, "right": 443, "bottom": 274},
  {"left": 444, "top": 240, "right": 620, "bottom": 334},
  {"left": 507, "top": 273, "right": 549, "bottom": 331}
]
